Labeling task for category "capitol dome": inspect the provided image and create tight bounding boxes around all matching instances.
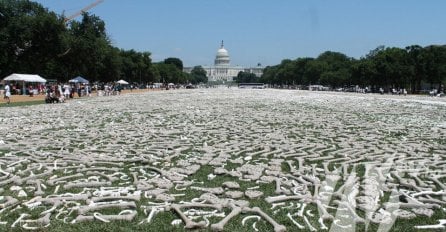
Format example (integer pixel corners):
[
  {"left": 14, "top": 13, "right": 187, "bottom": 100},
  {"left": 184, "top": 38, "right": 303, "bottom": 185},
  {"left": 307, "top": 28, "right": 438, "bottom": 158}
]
[
  {"left": 217, "top": 47, "right": 229, "bottom": 57},
  {"left": 215, "top": 41, "right": 230, "bottom": 66}
]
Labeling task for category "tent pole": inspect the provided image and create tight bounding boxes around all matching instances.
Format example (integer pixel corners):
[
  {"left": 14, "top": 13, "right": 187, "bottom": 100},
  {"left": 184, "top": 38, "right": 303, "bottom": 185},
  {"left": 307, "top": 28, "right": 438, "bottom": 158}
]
[{"left": 23, "top": 81, "right": 26, "bottom": 95}]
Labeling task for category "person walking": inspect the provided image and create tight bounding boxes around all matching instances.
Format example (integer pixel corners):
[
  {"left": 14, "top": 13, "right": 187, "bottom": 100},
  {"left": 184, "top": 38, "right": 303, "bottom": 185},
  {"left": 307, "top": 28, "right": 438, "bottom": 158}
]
[{"left": 4, "top": 83, "right": 11, "bottom": 104}]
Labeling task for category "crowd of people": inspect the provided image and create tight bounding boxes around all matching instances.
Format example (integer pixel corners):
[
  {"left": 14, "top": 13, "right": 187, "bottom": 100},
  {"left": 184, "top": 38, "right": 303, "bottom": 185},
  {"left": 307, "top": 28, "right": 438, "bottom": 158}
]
[
  {"left": 95, "top": 83, "right": 124, "bottom": 96},
  {"left": 44, "top": 83, "right": 92, "bottom": 103},
  {"left": 1, "top": 81, "right": 131, "bottom": 104},
  {"left": 44, "top": 82, "right": 127, "bottom": 103}
]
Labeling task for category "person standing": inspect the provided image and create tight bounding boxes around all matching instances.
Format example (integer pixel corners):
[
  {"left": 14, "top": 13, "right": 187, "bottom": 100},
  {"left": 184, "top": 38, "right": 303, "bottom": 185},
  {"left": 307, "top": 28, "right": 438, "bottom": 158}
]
[
  {"left": 63, "top": 84, "right": 71, "bottom": 99},
  {"left": 4, "top": 83, "right": 11, "bottom": 104},
  {"left": 77, "top": 84, "right": 81, "bottom": 97},
  {"left": 86, "top": 84, "right": 91, "bottom": 97}
]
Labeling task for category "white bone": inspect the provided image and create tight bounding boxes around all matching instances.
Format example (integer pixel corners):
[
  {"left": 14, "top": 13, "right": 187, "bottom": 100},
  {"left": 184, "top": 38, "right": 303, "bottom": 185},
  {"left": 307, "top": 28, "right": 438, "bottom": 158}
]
[
  {"left": 74, "top": 210, "right": 137, "bottom": 223},
  {"left": 18, "top": 190, "right": 28, "bottom": 198},
  {"left": 171, "top": 219, "right": 182, "bottom": 226},
  {"left": 298, "top": 203, "right": 306, "bottom": 217},
  {"left": 146, "top": 207, "right": 163, "bottom": 223},
  {"left": 333, "top": 219, "right": 353, "bottom": 229},
  {"left": 86, "top": 171, "right": 119, "bottom": 182},
  {"left": 318, "top": 217, "right": 328, "bottom": 230},
  {"left": 409, "top": 173, "right": 429, "bottom": 187},
  {"left": 306, "top": 210, "right": 314, "bottom": 217},
  {"left": 412, "top": 190, "right": 446, "bottom": 198},
  {"left": 0, "top": 196, "right": 19, "bottom": 209},
  {"left": 64, "top": 181, "right": 111, "bottom": 189},
  {"left": 94, "top": 212, "right": 111, "bottom": 223},
  {"left": 252, "top": 221, "right": 259, "bottom": 231},
  {"left": 333, "top": 200, "right": 365, "bottom": 224},
  {"left": 22, "top": 213, "right": 51, "bottom": 227},
  {"left": 274, "top": 178, "right": 290, "bottom": 195},
  {"left": 22, "top": 222, "right": 50, "bottom": 230},
  {"left": 77, "top": 201, "right": 136, "bottom": 215},
  {"left": 33, "top": 180, "right": 44, "bottom": 196},
  {"left": 168, "top": 204, "right": 207, "bottom": 229},
  {"left": 11, "top": 213, "right": 29, "bottom": 227},
  {"left": 211, "top": 205, "right": 241, "bottom": 231},
  {"left": 41, "top": 193, "right": 91, "bottom": 203},
  {"left": 191, "top": 186, "right": 224, "bottom": 195},
  {"left": 316, "top": 200, "right": 334, "bottom": 220},
  {"left": 384, "top": 202, "right": 440, "bottom": 209},
  {"left": 415, "top": 219, "right": 446, "bottom": 229},
  {"left": 15, "top": 169, "right": 53, "bottom": 185},
  {"left": 242, "top": 215, "right": 260, "bottom": 226},
  {"left": 90, "top": 195, "right": 141, "bottom": 203},
  {"left": 53, "top": 185, "right": 60, "bottom": 194},
  {"left": 271, "top": 202, "right": 285, "bottom": 209},
  {"left": 40, "top": 201, "right": 62, "bottom": 215},
  {"left": 265, "top": 194, "right": 312, "bottom": 204},
  {"left": 303, "top": 215, "right": 317, "bottom": 231},
  {"left": 242, "top": 207, "right": 286, "bottom": 232},
  {"left": 287, "top": 212, "right": 304, "bottom": 229}
]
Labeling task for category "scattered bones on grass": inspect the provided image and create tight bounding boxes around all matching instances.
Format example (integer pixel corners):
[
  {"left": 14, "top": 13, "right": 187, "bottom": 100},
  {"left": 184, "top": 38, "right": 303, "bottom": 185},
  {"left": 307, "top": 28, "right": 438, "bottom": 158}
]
[{"left": 0, "top": 89, "right": 446, "bottom": 230}]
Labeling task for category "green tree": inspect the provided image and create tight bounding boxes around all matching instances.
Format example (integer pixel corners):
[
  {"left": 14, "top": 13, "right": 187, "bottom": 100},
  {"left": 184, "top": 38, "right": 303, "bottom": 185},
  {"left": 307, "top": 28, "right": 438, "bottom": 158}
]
[
  {"left": 303, "top": 60, "right": 328, "bottom": 85},
  {"left": 119, "top": 50, "right": 154, "bottom": 83},
  {"left": 0, "top": 0, "right": 66, "bottom": 78},
  {"left": 164, "top": 57, "right": 183, "bottom": 71},
  {"left": 155, "top": 63, "right": 185, "bottom": 84},
  {"left": 319, "top": 68, "right": 350, "bottom": 88},
  {"left": 100, "top": 47, "right": 122, "bottom": 82},
  {"left": 273, "top": 59, "right": 293, "bottom": 85},
  {"left": 316, "top": 51, "right": 352, "bottom": 88},
  {"left": 259, "top": 65, "right": 280, "bottom": 85},
  {"left": 421, "top": 45, "right": 446, "bottom": 90},
  {"left": 60, "top": 13, "right": 111, "bottom": 81},
  {"left": 291, "top": 57, "right": 313, "bottom": 85},
  {"left": 234, "top": 71, "right": 259, "bottom": 83},
  {"left": 351, "top": 58, "right": 376, "bottom": 87},
  {"left": 369, "top": 47, "right": 412, "bottom": 90},
  {"left": 406, "top": 45, "right": 425, "bottom": 93},
  {"left": 190, "top": 66, "right": 207, "bottom": 84}
]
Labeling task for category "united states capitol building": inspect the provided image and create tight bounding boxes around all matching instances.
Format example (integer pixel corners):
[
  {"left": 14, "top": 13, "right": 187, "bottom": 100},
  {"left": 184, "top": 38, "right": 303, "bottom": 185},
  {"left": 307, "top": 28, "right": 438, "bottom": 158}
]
[{"left": 183, "top": 41, "right": 263, "bottom": 82}]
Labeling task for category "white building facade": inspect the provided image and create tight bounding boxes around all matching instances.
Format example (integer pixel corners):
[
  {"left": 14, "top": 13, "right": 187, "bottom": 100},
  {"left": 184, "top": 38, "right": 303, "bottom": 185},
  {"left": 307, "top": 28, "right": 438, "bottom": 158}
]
[{"left": 184, "top": 41, "right": 263, "bottom": 82}]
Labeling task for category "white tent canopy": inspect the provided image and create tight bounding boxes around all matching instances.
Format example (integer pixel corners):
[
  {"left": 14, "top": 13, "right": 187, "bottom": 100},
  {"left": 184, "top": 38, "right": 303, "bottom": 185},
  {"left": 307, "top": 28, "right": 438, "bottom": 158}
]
[
  {"left": 116, "top": 80, "right": 129, "bottom": 84},
  {"left": 3, "top": 73, "right": 47, "bottom": 83}
]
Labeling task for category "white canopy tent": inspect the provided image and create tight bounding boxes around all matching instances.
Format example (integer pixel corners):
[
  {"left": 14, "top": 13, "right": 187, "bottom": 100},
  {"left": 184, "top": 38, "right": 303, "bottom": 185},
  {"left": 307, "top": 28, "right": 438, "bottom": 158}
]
[
  {"left": 3, "top": 73, "right": 47, "bottom": 83},
  {"left": 3, "top": 73, "right": 47, "bottom": 95},
  {"left": 116, "top": 79, "right": 129, "bottom": 85}
]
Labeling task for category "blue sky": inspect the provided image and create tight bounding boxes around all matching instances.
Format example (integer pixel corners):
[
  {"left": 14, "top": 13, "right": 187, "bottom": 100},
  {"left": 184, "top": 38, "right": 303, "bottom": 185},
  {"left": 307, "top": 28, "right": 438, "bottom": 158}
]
[{"left": 34, "top": 0, "right": 446, "bottom": 67}]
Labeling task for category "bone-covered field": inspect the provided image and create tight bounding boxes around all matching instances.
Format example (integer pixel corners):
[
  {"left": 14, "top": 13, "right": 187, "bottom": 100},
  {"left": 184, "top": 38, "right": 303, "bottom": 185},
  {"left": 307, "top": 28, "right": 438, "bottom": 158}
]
[{"left": 0, "top": 89, "right": 446, "bottom": 231}]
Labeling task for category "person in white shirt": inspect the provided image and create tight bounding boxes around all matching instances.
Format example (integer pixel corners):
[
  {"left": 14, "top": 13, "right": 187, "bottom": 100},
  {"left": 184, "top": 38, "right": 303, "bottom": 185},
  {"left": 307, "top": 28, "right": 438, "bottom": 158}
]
[
  {"left": 63, "top": 84, "right": 71, "bottom": 99},
  {"left": 4, "top": 84, "right": 11, "bottom": 104}
]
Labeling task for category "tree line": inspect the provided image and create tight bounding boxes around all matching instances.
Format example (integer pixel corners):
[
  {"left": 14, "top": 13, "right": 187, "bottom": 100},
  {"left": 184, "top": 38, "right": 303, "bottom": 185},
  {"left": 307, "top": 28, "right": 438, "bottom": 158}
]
[
  {"left": 258, "top": 45, "right": 446, "bottom": 93},
  {"left": 0, "top": 0, "right": 207, "bottom": 85},
  {"left": 2, "top": 1, "right": 445, "bottom": 91}
]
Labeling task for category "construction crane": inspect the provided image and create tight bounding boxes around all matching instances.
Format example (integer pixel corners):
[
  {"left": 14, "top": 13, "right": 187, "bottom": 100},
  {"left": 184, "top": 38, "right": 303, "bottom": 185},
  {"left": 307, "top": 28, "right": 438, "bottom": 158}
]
[
  {"left": 64, "top": 0, "right": 104, "bottom": 23},
  {"left": 57, "top": 0, "right": 104, "bottom": 57}
]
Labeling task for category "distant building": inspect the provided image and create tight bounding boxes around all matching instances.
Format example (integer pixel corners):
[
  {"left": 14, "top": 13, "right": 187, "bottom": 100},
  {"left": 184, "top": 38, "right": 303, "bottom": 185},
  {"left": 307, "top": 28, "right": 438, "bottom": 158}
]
[{"left": 184, "top": 41, "right": 263, "bottom": 82}]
